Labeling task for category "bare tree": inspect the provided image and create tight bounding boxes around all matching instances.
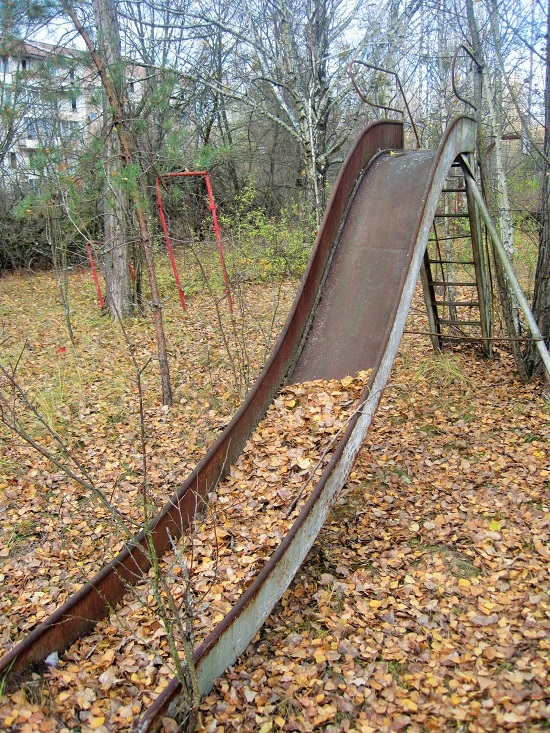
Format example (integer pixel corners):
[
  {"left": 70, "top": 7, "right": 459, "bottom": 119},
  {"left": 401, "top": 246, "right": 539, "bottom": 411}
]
[
  {"left": 464, "top": 0, "right": 530, "bottom": 377},
  {"left": 184, "top": 0, "right": 367, "bottom": 223},
  {"left": 91, "top": 0, "right": 133, "bottom": 318}
]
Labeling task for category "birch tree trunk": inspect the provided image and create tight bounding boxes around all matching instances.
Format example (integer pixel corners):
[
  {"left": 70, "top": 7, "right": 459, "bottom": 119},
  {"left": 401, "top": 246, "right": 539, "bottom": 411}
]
[
  {"left": 527, "top": 0, "right": 550, "bottom": 381},
  {"left": 465, "top": 0, "right": 528, "bottom": 379},
  {"left": 486, "top": 0, "right": 515, "bottom": 264}
]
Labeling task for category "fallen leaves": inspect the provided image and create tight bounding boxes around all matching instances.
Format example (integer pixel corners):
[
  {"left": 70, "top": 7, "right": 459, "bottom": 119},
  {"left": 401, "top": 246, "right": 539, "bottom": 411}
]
[
  {"left": 196, "top": 302, "right": 549, "bottom": 733},
  {"left": 0, "top": 263, "right": 372, "bottom": 731},
  {"left": 0, "top": 268, "right": 549, "bottom": 732},
  {"left": 0, "top": 269, "right": 296, "bottom": 656}
]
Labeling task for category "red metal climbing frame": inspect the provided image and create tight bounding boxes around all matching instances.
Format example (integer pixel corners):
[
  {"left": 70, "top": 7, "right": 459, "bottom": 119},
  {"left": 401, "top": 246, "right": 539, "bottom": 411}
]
[
  {"left": 86, "top": 242, "right": 104, "bottom": 310},
  {"left": 155, "top": 170, "right": 233, "bottom": 313}
]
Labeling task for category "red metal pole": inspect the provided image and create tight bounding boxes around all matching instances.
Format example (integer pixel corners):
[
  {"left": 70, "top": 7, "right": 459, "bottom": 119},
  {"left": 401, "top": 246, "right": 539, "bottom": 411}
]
[
  {"left": 204, "top": 172, "right": 233, "bottom": 313},
  {"left": 86, "top": 242, "right": 104, "bottom": 310},
  {"left": 155, "top": 177, "right": 187, "bottom": 312},
  {"left": 156, "top": 170, "right": 232, "bottom": 313}
]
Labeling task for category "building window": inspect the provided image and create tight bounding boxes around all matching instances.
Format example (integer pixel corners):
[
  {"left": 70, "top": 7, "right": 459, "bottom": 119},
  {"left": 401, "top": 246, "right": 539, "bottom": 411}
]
[
  {"left": 10, "top": 152, "right": 17, "bottom": 169},
  {"left": 20, "top": 88, "right": 37, "bottom": 105},
  {"left": 60, "top": 120, "right": 77, "bottom": 136},
  {"left": 24, "top": 118, "right": 36, "bottom": 139},
  {"left": 21, "top": 58, "right": 28, "bottom": 70}
]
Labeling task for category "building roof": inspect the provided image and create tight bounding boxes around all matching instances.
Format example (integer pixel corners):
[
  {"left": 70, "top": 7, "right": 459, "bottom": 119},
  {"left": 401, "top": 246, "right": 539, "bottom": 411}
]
[{"left": 0, "top": 37, "right": 84, "bottom": 61}]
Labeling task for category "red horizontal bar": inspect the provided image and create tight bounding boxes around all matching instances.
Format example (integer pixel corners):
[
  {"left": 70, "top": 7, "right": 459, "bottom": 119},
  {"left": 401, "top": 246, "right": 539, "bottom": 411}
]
[{"left": 159, "top": 170, "right": 208, "bottom": 179}]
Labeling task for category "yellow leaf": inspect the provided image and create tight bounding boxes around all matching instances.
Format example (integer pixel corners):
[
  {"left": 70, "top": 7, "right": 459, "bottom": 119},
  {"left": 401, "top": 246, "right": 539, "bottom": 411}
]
[
  {"left": 89, "top": 717, "right": 105, "bottom": 730},
  {"left": 259, "top": 722, "right": 273, "bottom": 733},
  {"left": 402, "top": 698, "right": 418, "bottom": 711},
  {"left": 357, "top": 725, "right": 375, "bottom": 733},
  {"left": 489, "top": 519, "right": 502, "bottom": 531},
  {"left": 503, "top": 712, "right": 522, "bottom": 724},
  {"left": 341, "top": 376, "right": 353, "bottom": 387},
  {"left": 101, "top": 649, "right": 115, "bottom": 663}
]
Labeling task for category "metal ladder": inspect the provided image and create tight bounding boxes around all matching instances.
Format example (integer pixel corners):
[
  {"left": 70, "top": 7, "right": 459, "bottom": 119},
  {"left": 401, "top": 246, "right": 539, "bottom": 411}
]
[{"left": 420, "top": 156, "right": 493, "bottom": 355}]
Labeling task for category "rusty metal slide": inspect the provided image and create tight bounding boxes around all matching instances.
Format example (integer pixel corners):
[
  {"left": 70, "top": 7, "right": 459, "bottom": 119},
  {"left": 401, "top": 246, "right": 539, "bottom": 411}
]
[{"left": 0, "top": 116, "right": 477, "bottom": 730}]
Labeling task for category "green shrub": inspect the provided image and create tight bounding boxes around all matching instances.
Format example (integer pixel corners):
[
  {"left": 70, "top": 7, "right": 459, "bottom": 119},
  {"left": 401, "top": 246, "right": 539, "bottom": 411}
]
[{"left": 220, "top": 185, "right": 315, "bottom": 282}]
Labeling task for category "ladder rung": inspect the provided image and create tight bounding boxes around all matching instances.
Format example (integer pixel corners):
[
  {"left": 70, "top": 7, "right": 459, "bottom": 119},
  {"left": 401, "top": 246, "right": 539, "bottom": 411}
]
[
  {"left": 431, "top": 281, "right": 477, "bottom": 287},
  {"left": 441, "top": 336, "right": 485, "bottom": 342},
  {"left": 441, "top": 188, "right": 466, "bottom": 193},
  {"left": 438, "top": 319, "right": 482, "bottom": 326},
  {"left": 434, "top": 213, "right": 470, "bottom": 218},
  {"left": 428, "top": 259, "right": 475, "bottom": 265},
  {"left": 428, "top": 235, "right": 471, "bottom": 242},
  {"left": 434, "top": 300, "right": 479, "bottom": 307}
]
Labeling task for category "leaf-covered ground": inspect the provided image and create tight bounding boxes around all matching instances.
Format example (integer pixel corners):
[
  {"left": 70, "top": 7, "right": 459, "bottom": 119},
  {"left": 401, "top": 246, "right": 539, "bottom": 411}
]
[
  {"left": 0, "top": 267, "right": 549, "bottom": 732},
  {"left": 0, "top": 266, "right": 293, "bottom": 645},
  {"left": 198, "top": 340, "right": 549, "bottom": 733}
]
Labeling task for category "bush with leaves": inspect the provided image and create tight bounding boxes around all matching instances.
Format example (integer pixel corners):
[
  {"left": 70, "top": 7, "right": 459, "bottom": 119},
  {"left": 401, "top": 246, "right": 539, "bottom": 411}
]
[{"left": 221, "top": 185, "right": 315, "bottom": 283}]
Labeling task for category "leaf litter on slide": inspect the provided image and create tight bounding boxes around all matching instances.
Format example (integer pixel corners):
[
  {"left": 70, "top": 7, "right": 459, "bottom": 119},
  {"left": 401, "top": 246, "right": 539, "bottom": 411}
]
[{"left": 1, "top": 372, "right": 372, "bottom": 732}]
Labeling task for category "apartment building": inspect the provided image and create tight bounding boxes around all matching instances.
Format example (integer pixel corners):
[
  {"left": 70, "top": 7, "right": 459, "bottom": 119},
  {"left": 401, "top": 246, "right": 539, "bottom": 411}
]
[{"left": 0, "top": 39, "right": 101, "bottom": 181}]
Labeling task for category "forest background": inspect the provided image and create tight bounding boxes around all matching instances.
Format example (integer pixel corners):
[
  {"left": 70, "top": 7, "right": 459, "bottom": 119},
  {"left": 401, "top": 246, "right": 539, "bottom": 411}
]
[{"left": 0, "top": 0, "right": 549, "bottom": 382}]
